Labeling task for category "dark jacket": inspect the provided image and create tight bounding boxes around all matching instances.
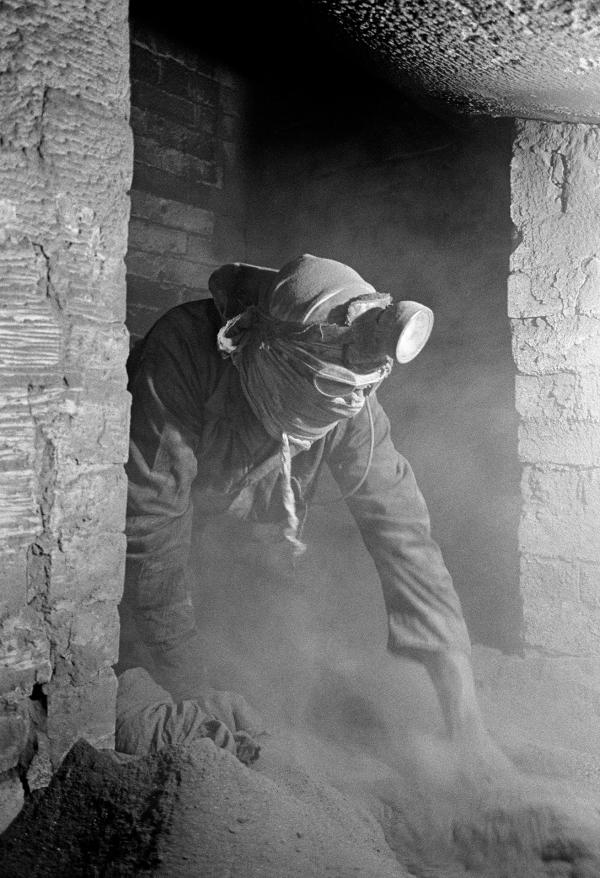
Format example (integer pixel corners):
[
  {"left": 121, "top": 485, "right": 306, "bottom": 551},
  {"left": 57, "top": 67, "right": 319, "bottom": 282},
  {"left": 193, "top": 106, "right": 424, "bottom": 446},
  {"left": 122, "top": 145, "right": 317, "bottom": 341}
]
[{"left": 124, "top": 299, "right": 470, "bottom": 659}]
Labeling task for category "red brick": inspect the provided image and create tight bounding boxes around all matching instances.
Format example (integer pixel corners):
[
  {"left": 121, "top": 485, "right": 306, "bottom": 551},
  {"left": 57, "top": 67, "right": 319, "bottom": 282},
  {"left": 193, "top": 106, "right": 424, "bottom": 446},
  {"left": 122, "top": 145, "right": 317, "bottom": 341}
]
[
  {"left": 130, "top": 44, "right": 160, "bottom": 86},
  {"left": 131, "top": 23, "right": 214, "bottom": 78},
  {"left": 135, "top": 137, "right": 218, "bottom": 185},
  {"left": 128, "top": 253, "right": 215, "bottom": 291},
  {"left": 126, "top": 273, "right": 182, "bottom": 311},
  {"left": 131, "top": 79, "right": 196, "bottom": 127},
  {"left": 130, "top": 190, "right": 214, "bottom": 235},
  {"left": 128, "top": 218, "right": 187, "bottom": 255},
  {"left": 185, "top": 233, "right": 217, "bottom": 262},
  {"left": 131, "top": 106, "right": 215, "bottom": 156},
  {"left": 132, "top": 163, "right": 218, "bottom": 209},
  {"left": 160, "top": 58, "right": 218, "bottom": 108}
]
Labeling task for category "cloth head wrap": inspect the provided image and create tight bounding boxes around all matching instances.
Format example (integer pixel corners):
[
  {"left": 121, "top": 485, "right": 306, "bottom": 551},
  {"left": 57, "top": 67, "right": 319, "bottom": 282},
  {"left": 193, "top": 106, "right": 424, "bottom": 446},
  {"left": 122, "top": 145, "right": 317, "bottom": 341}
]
[
  {"left": 215, "top": 254, "right": 394, "bottom": 554},
  {"left": 216, "top": 254, "right": 393, "bottom": 446}
]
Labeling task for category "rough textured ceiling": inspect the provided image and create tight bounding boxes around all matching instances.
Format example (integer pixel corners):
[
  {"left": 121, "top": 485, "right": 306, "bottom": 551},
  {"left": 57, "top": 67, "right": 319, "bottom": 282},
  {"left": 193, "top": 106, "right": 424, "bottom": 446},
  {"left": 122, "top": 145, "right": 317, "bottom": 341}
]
[{"left": 312, "top": 0, "right": 600, "bottom": 122}]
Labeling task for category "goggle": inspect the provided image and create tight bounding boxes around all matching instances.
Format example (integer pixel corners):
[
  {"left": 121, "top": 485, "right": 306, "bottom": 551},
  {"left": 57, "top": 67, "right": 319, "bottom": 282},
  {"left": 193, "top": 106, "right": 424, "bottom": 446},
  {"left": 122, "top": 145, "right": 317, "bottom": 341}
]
[
  {"left": 313, "top": 373, "right": 384, "bottom": 399},
  {"left": 290, "top": 345, "right": 391, "bottom": 400}
]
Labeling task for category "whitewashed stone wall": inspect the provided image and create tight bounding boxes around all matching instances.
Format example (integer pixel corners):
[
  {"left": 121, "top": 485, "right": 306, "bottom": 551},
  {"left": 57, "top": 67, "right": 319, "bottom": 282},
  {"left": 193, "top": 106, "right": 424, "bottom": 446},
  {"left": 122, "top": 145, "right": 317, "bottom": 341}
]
[
  {"left": 511, "top": 120, "right": 600, "bottom": 656},
  {"left": 0, "top": 0, "right": 132, "bottom": 824}
]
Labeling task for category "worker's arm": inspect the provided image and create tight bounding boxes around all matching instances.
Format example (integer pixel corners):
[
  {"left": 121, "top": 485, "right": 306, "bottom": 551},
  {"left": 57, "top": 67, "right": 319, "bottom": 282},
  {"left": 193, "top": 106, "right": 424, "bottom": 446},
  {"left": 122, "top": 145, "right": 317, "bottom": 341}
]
[
  {"left": 119, "top": 306, "right": 217, "bottom": 701},
  {"left": 123, "top": 328, "right": 200, "bottom": 656},
  {"left": 327, "top": 394, "right": 470, "bottom": 659},
  {"left": 326, "top": 400, "right": 513, "bottom": 768},
  {"left": 121, "top": 308, "right": 270, "bottom": 730}
]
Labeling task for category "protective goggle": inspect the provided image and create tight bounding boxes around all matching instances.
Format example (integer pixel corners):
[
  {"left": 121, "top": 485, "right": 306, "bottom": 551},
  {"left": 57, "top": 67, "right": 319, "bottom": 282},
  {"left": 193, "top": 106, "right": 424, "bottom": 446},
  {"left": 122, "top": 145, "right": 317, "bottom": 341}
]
[
  {"left": 312, "top": 372, "right": 386, "bottom": 400},
  {"left": 298, "top": 349, "right": 392, "bottom": 400}
]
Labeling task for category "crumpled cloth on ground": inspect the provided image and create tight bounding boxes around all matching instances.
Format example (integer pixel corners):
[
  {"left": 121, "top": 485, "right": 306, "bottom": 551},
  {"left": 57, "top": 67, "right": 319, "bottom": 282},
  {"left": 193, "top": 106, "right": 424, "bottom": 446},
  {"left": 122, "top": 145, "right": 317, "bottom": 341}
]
[{"left": 116, "top": 667, "right": 263, "bottom": 766}]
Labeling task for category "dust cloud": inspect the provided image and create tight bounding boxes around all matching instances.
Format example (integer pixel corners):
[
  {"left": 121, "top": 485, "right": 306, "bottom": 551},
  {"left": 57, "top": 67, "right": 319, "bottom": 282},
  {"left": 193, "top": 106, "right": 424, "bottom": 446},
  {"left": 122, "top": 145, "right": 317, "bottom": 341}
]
[
  {"left": 187, "top": 511, "right": 600, "bottom": 876},
  {"left": 243, "top": 75, "right": 522, "bottom": 651}
]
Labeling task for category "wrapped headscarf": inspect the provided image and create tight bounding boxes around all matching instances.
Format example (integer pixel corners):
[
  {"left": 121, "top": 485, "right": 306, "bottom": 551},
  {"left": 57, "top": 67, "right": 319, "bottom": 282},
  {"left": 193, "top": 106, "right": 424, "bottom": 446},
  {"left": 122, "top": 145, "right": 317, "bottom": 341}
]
[
  {"left": 212, "top": 254, "right": 395, "bottom": 552},
  {"left": 216, "top": 255, "right": 393, "bottom": 443}
]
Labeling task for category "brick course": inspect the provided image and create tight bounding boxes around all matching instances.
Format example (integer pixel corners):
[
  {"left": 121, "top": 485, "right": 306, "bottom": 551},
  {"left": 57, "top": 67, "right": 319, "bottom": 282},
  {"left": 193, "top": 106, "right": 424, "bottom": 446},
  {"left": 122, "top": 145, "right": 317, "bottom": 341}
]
[{"left": 127, "top": 20, "right": 247, "bottom": 341}]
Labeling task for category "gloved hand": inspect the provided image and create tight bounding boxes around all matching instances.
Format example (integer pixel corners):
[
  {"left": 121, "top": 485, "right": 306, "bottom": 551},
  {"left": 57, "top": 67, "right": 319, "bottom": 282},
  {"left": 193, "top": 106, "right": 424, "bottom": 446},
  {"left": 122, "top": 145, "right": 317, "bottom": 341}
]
[
  {"left": 193, "top": 689, "right": 266, "bottom": 767},
  {"left": 193, "top": 688, "right": 265, "bottom": 736},
  {"left": 116, "top": 669, "right": 265, "bottom": 766},
  {"left": 197, "top": 719, "right": 262, "bottom": 766}
]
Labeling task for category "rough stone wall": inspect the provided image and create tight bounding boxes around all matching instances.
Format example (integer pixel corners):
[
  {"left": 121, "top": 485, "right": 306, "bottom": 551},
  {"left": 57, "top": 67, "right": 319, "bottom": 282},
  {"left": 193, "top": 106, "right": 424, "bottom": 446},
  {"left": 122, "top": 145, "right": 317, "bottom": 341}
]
[
  {"left": 0, "top": 0, "right": 132, "bottom": 824},
  {"left": 511, "top": 120, "right": 600, "bottom": 656},
  {"left": 127, "top": 20, "right": 247, "bottom": 342}
]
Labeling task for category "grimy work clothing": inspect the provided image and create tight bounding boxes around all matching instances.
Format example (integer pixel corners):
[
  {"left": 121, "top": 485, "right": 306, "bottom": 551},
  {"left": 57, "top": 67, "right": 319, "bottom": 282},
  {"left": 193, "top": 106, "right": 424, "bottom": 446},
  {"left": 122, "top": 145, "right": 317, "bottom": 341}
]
[{"left": 121, "top": 299, "right": 470, "bottom": 697}]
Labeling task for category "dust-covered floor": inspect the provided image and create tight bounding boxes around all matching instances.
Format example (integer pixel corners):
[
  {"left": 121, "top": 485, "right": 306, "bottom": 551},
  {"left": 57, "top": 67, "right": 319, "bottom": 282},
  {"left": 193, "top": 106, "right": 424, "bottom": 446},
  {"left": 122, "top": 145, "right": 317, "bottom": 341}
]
[
  {"left": 4, "top": 513, "right": 600, "bottom": 876},
  {"left": 1, "top": 711, "right": 600, "bottom": 877}
]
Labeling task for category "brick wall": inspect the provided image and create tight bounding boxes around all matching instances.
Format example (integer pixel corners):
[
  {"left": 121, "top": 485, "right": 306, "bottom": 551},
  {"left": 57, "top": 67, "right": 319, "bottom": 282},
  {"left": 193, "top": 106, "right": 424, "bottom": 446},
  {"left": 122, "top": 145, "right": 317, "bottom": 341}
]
[
  {"left": 511, "top": 120, "right": 600, "bottom": 656},
  {"left": 0, "top": 0, "right": 132, "bottom": 828},
  {"left": 127, "top": 20, "right": 247, "bottom": 342}
]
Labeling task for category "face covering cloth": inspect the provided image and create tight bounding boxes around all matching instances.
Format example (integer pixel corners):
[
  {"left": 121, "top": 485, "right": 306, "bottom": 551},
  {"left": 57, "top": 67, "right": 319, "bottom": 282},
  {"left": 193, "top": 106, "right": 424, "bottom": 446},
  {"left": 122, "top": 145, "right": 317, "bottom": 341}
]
[{"left": 216, "top": 254, "right": 394, "bottom": 553}]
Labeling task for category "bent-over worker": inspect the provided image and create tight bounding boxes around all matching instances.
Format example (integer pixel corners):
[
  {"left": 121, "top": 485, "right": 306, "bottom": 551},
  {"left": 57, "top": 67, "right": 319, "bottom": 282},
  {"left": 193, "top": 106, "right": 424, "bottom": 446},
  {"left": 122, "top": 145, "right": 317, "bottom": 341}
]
[{"left": 118, "top": 253, "right": 502, "bottom": 766}]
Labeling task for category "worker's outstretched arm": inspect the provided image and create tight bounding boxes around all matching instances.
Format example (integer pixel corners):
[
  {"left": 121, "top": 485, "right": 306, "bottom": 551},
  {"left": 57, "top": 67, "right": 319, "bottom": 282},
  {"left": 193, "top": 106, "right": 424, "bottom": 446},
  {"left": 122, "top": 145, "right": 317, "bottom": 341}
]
[{"left": 327, "top": 397, "right": 510, "bottom": 771}]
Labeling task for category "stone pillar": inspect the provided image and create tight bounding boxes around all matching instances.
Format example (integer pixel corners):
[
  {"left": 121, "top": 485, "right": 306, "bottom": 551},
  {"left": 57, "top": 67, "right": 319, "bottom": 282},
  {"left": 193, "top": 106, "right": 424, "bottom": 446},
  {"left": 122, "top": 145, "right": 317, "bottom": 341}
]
[
  {"left": 0, "top": 0, "right": 132, "bottom": 824},
  {"left": 510, "top": 120, "right": 600, "bottom": 656}
]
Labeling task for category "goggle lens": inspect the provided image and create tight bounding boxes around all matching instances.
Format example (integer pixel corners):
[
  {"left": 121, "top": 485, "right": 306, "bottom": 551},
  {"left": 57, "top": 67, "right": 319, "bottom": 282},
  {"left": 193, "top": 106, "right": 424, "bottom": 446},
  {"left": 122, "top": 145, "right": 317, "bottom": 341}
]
[{"left": 313, "top": 374, "right": 377, "bottom": 399}]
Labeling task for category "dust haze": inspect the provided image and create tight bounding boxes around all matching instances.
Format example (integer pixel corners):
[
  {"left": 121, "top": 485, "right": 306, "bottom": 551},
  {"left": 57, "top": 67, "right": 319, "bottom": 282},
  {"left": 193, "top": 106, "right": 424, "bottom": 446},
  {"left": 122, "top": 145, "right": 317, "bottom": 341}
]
[
  {"left": 182, "top": 56, "right": 598, "bottom": 871},
  {"left": 128, "top": 5, "right": 598, "bottom": 870}
]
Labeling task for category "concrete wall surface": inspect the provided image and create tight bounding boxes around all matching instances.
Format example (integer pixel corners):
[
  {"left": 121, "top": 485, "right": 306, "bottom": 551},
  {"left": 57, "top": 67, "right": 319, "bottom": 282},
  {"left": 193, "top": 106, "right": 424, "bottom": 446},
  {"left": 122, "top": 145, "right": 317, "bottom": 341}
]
[
  {"left": 0, "top": 0, "right": 132, "bottom": 827},
  {"left": 511, "top": 120, "right": 600, "bottom": 657}
]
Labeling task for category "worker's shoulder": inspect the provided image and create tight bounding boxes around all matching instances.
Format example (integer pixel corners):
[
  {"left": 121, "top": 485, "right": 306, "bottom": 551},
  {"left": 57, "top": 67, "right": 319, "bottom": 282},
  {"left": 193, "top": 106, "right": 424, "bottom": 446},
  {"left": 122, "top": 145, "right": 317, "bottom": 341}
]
[
  {"left": 132, "top": 299, "right": 222, "bottom": 375},
  {"left": 128, "top": 299, "right": 225, "bottom": 412},
  {"left": 128, "top": 298, "right": 222, "bottom": 388},
  {"left": 144, "top": 298, "right": 221, "bottom": 351}
]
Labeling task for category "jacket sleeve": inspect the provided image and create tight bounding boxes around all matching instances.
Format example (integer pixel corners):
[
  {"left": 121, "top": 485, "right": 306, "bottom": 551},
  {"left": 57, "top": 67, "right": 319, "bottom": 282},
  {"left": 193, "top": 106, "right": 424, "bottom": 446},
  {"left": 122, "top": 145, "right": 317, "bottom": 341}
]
[
  {"left": 326, "top": 395, "right": 471, "bottom": 656},
  {"left": 123, "top": 331, "right": 200, "bottom": 649}
]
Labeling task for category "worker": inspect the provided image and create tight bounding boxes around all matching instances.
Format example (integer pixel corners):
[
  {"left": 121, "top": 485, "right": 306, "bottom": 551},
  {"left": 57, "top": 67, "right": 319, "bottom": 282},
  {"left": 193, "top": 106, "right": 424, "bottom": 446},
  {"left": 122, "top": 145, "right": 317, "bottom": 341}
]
[{"left": 117, "top": 253, "right": 503, "bottom": 767}]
